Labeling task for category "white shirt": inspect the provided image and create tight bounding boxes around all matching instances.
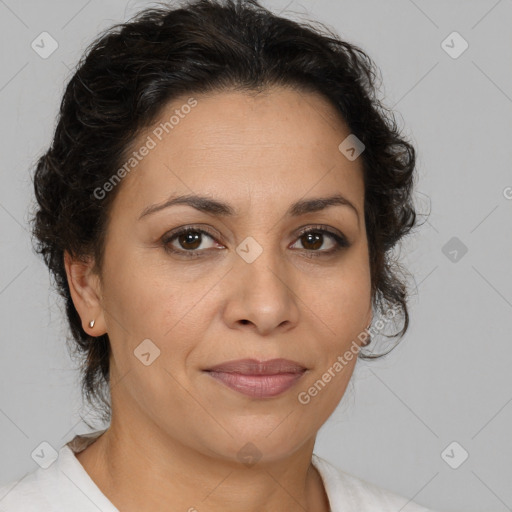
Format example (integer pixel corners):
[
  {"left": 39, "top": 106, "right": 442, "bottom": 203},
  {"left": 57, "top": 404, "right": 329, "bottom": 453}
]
[{"left": 0, "top": 430, "right": 438, "bottom": 512}]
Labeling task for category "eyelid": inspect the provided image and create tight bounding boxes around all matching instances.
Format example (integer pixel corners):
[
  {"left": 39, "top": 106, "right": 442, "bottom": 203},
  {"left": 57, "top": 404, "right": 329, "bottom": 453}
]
[
  {"left": 295, "top": 224, "right": 347, "bottom": 241},
  {"left": 294, "top": 224, "right": 350, "bottom": 251},
  {"left": 162, "top": 224, "right": 223, "bottom": 243}
]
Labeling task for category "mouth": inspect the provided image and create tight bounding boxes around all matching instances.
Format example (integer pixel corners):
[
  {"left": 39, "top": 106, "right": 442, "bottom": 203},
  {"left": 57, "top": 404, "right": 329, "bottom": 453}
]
[{"left": 203, "top": 358, "right": 307, "bottom": 398}]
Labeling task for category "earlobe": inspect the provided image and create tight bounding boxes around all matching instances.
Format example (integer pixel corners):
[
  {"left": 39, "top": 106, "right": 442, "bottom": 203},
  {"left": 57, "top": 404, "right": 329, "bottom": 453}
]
[
  {"left": 366, "top": 304, "right": 373, "bottom": 331},
  {"left": 63, "top": 250, "right": 106, "bottom": 336},
  {"left": 361, "top": 305, "right": 373, "bottom": 347}
]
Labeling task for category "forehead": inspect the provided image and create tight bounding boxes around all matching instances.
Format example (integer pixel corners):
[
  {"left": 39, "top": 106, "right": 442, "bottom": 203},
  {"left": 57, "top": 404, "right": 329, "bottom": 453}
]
[
  {"left": 114, "top": 86, "right": 365, "bottom": 217},
  {"left": 156, "top": 86, "right": 350, "bottom": 159}
]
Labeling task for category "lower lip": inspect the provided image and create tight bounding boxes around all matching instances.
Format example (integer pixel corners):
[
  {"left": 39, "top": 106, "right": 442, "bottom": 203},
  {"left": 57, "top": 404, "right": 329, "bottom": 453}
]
[{"left": 206, "top": 371, "right": 305, "bottom": 398}]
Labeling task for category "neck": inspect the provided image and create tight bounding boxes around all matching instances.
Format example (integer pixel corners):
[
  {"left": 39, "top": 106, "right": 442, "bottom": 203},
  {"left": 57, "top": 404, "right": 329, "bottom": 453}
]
[{"left": 75, "top": 418, "right": 329, "bottom": 512}]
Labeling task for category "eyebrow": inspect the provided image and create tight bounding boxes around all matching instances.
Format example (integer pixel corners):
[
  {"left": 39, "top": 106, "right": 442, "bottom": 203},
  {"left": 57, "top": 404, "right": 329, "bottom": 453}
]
[{"left": 138, "top": 192, "right": 360, "bottom": 226}]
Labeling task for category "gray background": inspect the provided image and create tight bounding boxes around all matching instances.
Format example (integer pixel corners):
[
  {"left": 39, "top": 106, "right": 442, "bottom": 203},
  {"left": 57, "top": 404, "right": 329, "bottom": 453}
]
[{"left": 1, "top": 1, "right": 511, "bottom": 511}]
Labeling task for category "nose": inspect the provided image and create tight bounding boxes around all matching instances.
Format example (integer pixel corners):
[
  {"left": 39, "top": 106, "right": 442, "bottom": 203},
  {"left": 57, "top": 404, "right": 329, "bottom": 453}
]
[{"left": 221, "top": 239, "right": 300, "bottom": 336}]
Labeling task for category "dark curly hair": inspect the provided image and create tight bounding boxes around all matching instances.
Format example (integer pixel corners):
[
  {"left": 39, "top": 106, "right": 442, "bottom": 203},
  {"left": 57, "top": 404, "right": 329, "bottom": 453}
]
[{"left": 30, "top": 0, "right": 424, "bottom": 426}]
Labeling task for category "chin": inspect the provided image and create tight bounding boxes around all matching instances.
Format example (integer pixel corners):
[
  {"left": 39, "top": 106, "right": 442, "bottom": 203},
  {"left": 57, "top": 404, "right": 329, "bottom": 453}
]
[{"left": 198, "top": 421, "right": 313, "bottom": 466}]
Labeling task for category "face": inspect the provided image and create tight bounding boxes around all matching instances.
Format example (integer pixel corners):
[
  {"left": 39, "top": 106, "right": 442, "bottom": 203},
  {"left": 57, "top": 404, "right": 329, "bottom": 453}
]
[{"left": 84, "top": 86, "right": 372, "bottom": 463}]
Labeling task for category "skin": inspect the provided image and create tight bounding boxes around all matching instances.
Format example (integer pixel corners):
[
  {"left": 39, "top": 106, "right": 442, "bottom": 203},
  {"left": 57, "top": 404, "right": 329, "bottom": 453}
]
[{"left": 64, "top": 86, "right": 372, "bottom": 512}]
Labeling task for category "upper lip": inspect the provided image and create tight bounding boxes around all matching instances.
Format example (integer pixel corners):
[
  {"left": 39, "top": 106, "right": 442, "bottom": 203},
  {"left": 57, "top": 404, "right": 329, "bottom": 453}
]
[{"left": 205, "top": 358, "right": 307, "bottom": 375}]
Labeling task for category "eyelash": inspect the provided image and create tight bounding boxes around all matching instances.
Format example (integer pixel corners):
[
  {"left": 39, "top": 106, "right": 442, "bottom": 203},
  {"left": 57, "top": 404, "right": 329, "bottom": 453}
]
[{"left": 161, "top": 225, "right": 350, "bottom": 259}]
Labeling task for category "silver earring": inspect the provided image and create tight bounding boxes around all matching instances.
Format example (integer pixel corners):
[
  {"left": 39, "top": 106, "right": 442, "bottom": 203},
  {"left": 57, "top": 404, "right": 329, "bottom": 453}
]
[{"left": 89, "top": 320, "right": 95, "bottom": 328}]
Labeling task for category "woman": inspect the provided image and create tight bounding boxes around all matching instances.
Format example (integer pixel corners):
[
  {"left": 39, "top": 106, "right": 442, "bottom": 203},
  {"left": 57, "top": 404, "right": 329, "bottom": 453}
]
[{"left": 0, "top": 0, "right": 438, "bottom": 510}]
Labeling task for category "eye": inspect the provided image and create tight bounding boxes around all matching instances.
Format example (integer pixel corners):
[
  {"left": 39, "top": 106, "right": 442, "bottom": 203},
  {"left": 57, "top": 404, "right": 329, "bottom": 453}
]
[
  {"left": 162, "top": 227, "right": 220, "bottom": 257},
  {"left": 290, "top": 225, "right": 350, "bottom": 257},
  {"left": 161, "top": 224, "right": 350, "bottom": 258}
]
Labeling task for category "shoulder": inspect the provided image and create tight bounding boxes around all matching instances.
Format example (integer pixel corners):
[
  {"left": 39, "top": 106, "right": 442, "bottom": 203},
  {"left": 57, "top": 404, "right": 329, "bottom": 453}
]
[
  {"left": 0, "top": 462, "right": 58, "bottom": 512},
  {"left": 0, "top": 437, "right": 116, "bottom": 512},
  {"left": 312, "top": 453, "right": 440, "bottom": 512}
]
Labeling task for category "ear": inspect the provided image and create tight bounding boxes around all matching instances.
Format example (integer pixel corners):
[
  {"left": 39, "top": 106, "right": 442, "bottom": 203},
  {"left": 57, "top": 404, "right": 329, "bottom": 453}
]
[
  {"left": 366, "top": 304, "right": 373, "bottom": 329},
  {"left": 358, "top": 303, "right": 373, "bottom": 347},
  {"left": 63, "top": 250, "right": 106, "bottom": 336}
]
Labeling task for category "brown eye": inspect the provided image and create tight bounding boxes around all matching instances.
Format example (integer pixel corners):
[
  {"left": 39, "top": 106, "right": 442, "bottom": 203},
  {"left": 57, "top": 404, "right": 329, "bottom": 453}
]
[
  {"left": 291, "top": 226, "right": 349, "bottom": 256},
  {"left": 176, "top": 231, "right": 203, "bottom": 250},
  {"left": 162, "top": 227, "right": 219, "bottom": 257},
  {"left": 299, "top": 231, "right": 325, "bottom": 251},
  {"left": 162, "top": 225, "right": 349, "bottom": 259}
]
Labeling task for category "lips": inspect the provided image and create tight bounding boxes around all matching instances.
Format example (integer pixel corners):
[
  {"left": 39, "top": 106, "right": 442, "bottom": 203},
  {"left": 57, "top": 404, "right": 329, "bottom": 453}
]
[
  {"left": 204, "top": 358, "right": 307, "bottom": 398},
  {"left": 206, "top": 358, "right": 307, "bottom": 375}
]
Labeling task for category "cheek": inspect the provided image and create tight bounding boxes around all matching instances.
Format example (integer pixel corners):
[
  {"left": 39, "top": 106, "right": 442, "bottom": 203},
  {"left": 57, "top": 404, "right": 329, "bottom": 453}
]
[
  {"left": 101, "top": 252, "right": 216, "bottom": 375},
  {"left": 101, "top": 246, "right": 180, "bottom": 331},
  {"left": 294, "top": 352, "right": 358, "bottom": 436},
  {"left": 313, "top": 263, "right": 371, "bottom": 338}
]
